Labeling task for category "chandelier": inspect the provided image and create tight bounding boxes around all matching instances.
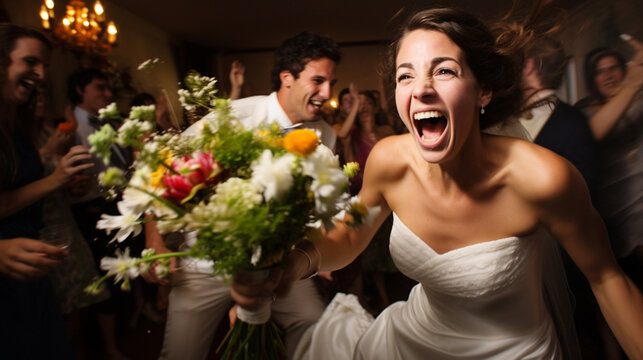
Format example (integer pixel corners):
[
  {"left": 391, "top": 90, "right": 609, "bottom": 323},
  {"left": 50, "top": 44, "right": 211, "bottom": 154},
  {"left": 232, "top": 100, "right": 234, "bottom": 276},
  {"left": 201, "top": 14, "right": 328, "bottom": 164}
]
[{"left": 39, "top": 0, "right": 118, "bottom": 56}]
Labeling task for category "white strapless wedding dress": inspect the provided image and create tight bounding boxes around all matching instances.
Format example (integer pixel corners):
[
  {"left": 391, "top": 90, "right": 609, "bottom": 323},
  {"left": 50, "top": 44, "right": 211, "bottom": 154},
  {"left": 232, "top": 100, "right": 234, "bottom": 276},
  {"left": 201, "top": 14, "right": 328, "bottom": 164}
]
[{"left": 294, "top": 212, "right": 578, "bottom": 360}]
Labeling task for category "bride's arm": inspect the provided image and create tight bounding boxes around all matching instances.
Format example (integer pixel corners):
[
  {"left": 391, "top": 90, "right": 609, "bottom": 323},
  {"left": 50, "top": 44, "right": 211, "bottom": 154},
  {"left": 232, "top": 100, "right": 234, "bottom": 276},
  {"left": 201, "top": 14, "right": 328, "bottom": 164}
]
[
  {"left": 524, "top": 146, "right": 643, "bottom": 359},
  {"left": 316, "top": 145, "right": 393, "bottom": 272}
]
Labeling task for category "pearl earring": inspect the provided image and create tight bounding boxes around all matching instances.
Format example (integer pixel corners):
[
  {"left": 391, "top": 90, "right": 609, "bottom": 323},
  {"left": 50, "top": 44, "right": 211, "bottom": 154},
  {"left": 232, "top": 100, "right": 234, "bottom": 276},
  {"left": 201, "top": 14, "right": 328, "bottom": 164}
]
[{"left": 480, "top": 106, "right": 485, "bottom": 115}]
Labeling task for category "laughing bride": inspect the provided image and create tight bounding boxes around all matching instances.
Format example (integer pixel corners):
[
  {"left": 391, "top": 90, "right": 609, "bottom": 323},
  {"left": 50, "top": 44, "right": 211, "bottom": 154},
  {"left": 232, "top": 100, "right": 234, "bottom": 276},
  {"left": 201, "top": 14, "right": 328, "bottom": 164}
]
[{"left": 231, "top": 6, "right": 643, "bottom": 360}]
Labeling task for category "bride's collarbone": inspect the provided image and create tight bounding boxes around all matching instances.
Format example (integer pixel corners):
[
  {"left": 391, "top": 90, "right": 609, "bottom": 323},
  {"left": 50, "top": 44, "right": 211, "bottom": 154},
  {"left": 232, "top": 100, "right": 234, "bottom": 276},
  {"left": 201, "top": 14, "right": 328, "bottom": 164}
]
[{"left": 393, "top": 201, "right": 538, "bottom": 254}]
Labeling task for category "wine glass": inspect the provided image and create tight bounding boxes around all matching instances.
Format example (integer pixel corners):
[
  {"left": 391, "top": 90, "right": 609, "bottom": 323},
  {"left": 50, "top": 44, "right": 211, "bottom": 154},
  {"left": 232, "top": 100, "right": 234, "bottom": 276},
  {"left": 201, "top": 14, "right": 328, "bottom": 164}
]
[{"left": 39, "top": 223, "right": 73, "bottom": 249}]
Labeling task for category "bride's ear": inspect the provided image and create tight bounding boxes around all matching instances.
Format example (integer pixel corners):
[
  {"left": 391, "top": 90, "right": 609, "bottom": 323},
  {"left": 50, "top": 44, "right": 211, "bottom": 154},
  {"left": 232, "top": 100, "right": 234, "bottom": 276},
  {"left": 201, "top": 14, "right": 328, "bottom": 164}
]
[{"left": 478, "top": 88, "right": 492, "bottom": 108}]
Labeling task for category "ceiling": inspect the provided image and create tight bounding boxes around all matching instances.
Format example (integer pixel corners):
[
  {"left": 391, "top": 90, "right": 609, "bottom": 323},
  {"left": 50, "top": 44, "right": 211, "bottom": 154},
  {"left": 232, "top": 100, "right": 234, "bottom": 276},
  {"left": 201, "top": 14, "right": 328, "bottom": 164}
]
[{"left": 108, "top": 0, "right": 588, "bottom": 52}]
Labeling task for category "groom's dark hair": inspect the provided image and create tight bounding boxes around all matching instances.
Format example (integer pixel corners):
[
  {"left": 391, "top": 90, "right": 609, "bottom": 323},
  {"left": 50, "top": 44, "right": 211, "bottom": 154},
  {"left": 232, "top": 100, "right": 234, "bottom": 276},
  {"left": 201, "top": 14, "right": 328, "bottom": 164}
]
[{"left": 270, "top": 31, "right": 341, "bottom": 91}]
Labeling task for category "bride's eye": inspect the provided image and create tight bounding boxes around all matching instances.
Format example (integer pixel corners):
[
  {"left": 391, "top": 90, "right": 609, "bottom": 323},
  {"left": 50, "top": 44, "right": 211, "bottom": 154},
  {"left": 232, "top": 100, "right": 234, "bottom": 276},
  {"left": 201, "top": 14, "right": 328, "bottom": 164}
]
[
  {"left": 434, "top": 67, "right": 457, "bottom": 78},
  {"left": 397, "top": 74, "right": 412, "bottom": 83}
]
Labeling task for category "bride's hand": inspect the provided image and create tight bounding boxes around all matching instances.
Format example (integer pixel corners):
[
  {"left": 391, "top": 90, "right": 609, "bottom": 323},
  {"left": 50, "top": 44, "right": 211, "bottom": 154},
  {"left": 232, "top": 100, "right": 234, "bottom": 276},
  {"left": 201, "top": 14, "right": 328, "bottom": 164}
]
[
  {"left": 231, "top": 267, "right": 284, "bottom": 310},
  {"left": 231, "top": 246, "right": 314, "bottom": 309}
]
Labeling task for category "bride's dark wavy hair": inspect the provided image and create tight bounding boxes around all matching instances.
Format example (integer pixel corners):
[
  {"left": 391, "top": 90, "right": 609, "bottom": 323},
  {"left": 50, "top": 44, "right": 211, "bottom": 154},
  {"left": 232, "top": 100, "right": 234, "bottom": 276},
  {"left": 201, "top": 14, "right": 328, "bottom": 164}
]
[{"left": 381, "top": 1, "right": 564, "bottom": 130}]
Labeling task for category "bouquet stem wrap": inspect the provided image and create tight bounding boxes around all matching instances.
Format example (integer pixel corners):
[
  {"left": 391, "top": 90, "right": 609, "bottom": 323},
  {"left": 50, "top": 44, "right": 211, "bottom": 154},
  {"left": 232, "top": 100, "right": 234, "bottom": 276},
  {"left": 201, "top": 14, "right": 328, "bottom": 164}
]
[
  {"left": 217, "top": 269, "right": 285, "bottom": 359},
  {"left": 237, "top": 301, "right": 271, "bottom": 324}
]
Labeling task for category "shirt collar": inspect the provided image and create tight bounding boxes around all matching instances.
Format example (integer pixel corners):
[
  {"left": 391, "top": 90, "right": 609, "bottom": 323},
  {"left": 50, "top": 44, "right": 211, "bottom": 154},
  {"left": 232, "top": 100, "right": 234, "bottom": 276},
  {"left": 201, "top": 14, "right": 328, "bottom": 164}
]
[{"left": 267, "top": 92, "right": 295, "bottom": 130}]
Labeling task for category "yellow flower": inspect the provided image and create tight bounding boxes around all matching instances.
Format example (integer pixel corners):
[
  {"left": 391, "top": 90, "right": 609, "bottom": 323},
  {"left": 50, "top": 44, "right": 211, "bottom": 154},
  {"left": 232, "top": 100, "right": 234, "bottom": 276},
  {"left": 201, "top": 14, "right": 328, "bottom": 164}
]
[
  {"left": 150, "top": 165, "right": 167, "bottom": 188},
  {"left": 150, "top": 150, "right": 173, "bottom": 188},
  {"left": 283, "top": 129, "right": 318, "bottom": 157},
  {"left": 343, "top": 162, "right": 360, "bottom": 178}
]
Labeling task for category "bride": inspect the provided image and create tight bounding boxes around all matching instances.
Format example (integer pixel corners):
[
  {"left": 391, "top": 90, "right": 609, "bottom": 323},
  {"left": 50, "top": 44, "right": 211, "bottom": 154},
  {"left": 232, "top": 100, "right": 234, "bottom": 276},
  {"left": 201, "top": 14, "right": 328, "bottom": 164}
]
[{"left": 232, "top": 7, "right": 643, "bottom": 360}]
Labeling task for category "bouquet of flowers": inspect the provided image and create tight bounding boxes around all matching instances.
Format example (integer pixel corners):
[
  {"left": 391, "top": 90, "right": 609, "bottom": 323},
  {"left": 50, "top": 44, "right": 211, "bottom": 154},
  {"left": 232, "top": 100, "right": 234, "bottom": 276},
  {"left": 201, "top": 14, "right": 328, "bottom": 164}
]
[{"left": 85, "top": 70, "right": 378, "bottom": 359}]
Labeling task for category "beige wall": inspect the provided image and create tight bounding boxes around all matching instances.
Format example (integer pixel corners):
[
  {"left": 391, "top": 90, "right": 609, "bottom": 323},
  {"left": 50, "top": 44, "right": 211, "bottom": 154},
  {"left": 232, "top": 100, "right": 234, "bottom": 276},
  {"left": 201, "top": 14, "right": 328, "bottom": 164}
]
[{"left": 5, "top": 0, "right": 181, "bottom": 118}]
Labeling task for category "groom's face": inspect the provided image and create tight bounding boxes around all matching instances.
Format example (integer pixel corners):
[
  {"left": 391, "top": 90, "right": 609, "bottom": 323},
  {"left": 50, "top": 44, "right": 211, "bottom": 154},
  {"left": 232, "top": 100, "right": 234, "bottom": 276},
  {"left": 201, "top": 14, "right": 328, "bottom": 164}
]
[{"left": 280, "top": 57, "right": 336, "bottom": 124}]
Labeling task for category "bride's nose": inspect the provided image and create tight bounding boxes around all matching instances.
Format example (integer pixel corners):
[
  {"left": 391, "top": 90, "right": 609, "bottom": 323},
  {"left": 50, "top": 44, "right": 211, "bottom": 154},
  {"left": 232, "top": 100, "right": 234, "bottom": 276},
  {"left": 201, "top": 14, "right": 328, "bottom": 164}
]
[{"left": 412, "top": 77, "right": 436, "bottom": 101}]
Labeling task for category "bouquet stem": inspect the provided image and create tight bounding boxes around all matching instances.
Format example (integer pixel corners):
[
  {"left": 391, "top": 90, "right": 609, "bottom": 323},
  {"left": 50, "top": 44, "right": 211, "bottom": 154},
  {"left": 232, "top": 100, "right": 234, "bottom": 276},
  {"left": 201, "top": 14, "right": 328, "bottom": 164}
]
[
  {"left": 217, "top": 269, "right": 286, "bottom": 359},
  {"left": 216, "top": 310, "right": 285, "bottom": 360}
]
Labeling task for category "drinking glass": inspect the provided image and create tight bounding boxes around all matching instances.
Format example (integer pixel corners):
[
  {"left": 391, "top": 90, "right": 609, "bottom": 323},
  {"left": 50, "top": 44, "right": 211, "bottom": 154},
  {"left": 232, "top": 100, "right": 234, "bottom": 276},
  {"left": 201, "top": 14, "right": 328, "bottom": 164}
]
[{"left": 39, "top": 224, "right": 73, "bottom": 249}]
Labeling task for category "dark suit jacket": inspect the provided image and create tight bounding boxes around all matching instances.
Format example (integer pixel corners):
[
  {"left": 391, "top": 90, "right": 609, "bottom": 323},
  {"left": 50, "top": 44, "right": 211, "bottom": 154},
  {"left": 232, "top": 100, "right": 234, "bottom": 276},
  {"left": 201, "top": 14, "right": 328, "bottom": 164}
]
[{"left": 534, "top": 100, "right": 597, "bottom": 195}]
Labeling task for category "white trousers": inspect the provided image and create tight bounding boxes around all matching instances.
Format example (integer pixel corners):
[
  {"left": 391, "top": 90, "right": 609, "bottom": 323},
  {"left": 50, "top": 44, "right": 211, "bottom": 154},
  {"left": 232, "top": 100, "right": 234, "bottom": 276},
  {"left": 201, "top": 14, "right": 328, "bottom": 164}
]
[{"left": 159, "top": 269, "right": 324, "bottom": 360}]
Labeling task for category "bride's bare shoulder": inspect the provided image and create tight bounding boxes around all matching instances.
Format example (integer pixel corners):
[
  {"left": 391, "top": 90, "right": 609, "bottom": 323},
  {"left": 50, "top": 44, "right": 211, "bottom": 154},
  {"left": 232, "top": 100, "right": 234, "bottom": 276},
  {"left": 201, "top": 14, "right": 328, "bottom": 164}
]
[
  {"left": 365, "top": 134, "right": 413, "bottom": 178},
  {"left": 500, "top": 137, "right": 585, "bottom": 203}
]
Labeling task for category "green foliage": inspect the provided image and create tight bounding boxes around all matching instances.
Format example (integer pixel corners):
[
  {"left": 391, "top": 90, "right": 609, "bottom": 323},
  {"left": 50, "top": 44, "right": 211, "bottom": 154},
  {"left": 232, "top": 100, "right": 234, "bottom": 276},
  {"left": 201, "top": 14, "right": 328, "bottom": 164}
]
[{"left": 189, "top": 168, "right": 315, "bottom": 274}]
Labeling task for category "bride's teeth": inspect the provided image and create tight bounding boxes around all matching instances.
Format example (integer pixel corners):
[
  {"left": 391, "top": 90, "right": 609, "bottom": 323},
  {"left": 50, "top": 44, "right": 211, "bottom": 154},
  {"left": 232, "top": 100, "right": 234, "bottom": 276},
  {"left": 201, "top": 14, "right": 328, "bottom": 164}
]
[{"left": 413, "top": 111, "right": 443, "bottom": 120}]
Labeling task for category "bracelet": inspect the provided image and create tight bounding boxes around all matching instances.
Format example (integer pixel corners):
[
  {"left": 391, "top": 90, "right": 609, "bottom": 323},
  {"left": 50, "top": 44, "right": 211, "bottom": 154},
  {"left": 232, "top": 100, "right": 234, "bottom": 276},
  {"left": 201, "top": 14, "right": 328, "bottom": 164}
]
[{"left": 293, "top": 244, "right": 320, "bottom": 279}]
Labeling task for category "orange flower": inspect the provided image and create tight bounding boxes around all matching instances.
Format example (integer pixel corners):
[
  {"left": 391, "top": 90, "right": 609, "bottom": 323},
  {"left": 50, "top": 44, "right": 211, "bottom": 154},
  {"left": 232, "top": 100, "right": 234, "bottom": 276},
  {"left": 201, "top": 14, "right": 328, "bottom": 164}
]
[
  {"left": 57, "top": 121, "right": 78, "bottom": 133},
  {"left": 283, "top": 129, "right": 318, "bottom": 157}
]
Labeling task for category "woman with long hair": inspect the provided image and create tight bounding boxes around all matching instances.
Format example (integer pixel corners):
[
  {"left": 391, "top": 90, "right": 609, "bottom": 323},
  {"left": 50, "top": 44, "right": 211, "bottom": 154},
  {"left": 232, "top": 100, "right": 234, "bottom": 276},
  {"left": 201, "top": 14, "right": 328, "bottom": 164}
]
[{"left": 0, "top": 23, "right": 92, "bottom": 358}]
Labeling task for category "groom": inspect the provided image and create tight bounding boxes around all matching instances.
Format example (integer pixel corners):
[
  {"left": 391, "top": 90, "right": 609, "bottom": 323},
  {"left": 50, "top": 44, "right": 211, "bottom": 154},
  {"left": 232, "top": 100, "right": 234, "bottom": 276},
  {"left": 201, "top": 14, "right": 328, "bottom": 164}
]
[{"left": 145, "top": 31, "right": 340, "bottom": 360}]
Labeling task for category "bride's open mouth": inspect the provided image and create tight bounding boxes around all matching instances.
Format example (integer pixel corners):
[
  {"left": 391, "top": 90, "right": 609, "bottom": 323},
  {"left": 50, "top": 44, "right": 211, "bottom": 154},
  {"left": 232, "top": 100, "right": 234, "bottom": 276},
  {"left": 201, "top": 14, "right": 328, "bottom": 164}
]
[{"left": 413, "top": 110, "right": 448, "bottom": 149}]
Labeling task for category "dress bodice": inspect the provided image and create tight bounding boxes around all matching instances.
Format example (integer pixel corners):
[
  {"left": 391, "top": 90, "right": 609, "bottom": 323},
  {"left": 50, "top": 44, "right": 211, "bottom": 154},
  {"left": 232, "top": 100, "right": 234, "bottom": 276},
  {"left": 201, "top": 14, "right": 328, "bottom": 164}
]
[{"left": 389, "top": 213, "right": 550, "bottom": 337}]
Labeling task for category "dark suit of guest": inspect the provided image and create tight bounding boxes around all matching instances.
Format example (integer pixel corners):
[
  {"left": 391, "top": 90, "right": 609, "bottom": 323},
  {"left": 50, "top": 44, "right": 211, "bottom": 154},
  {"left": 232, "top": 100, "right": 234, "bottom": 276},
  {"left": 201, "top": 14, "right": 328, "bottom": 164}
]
[{"left": 533, "top": 100, "right": 597, "bottom": 192}]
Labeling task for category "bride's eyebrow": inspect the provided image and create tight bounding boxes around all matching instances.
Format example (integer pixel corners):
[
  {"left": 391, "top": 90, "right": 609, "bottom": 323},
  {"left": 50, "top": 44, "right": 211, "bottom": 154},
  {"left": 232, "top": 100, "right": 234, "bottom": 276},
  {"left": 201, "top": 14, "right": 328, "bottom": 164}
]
[
  {"left": 396, "top": 62, "right": 413, "bottom": 71},
  {"left": 396, "top": 57, "right": 460, "bottom": 71},
  {"left": 431, "top": 57, "right": 459, "bottom": 68}
]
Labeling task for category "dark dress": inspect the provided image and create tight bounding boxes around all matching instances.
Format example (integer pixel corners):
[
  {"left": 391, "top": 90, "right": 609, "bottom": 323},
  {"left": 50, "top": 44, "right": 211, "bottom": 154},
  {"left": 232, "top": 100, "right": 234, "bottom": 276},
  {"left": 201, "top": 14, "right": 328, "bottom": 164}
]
[{"left": 0, "top": 135, "right": 73, "bottom": 359}]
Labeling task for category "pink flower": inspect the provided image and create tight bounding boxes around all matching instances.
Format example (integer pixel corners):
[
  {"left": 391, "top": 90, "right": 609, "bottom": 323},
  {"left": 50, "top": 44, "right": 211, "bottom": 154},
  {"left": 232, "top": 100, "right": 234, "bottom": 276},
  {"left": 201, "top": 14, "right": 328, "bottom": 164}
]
[
  {"left": 185, "top": 152, "right": 216, "bottom": 184},
  {"left": 162, "top": 174, "right": 194, "bottom": 201},
  {"left": 162, "top": 152, "right": 221, "bottom": 203}
]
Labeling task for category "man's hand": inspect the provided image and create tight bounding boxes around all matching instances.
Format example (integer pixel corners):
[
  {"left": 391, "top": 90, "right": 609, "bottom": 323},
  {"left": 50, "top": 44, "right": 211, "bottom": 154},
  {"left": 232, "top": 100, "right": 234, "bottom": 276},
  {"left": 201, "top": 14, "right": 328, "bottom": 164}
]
[
  {"left": 0, "top": 238, "right": 68, "bottom": 281},
  {"left": 622, "top": 34, "right": 643, "bottom": 90}
]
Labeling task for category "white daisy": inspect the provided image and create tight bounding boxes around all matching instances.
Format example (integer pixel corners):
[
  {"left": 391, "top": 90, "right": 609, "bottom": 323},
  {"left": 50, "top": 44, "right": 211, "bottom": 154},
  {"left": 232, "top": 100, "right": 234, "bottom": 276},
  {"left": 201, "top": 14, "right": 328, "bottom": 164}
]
[
  {"left": 96, "top": 201, "right": 143, "bottom": 243},
  {"left": 100, "top": 248, "right": 140, "bottom": 286},
  {"left": 250, "top": 150, "right": 296, "bottom": 202}
]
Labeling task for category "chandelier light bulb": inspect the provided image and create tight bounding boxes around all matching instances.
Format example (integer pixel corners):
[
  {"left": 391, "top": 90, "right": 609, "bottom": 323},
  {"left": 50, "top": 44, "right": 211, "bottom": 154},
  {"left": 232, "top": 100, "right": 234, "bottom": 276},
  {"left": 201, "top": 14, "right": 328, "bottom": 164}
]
[
  {"left": 107, "top": 22, "right": 117, "bottom": 35},
  {"left": 94, "top": 1, "right": 104, "bottom": 16},
  {"left": 40, "top": 5, "right": 49, "bottom": 20},
  {"left": 45, "top": 0, "right": 55, "bottom": 9},
  {"left": 107, "top": 21, "right": 117, "bottom": 43}
]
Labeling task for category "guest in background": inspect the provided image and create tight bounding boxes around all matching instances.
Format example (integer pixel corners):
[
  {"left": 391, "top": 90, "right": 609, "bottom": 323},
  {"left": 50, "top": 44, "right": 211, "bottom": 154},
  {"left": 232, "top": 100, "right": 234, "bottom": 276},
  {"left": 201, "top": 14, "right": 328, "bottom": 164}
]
[
  {"left": 332, "top": 84, "right": 360, "bottom": 157},
  {"left": 575, "top": 37, "right": 642, "bottom": 276},
  {"left": 345, "top": 90, "right": 394, "bottom": 194},
  {"left": 0, "top": 23, "right": 91, "bottom": 359},
  {"left": 67, "top": 67, "right": 135, "bottom": 360},
  {"left": 229, "top": 60, "right": 246, "bottom": 100},
  {"left": 575, "top": 37, "right": 643, "bottom": 359},
  {"left": 36, "top": 81, "right": 111, "bottom": 358},
  {"left": 519, "top": 36, "right": 597, "bottom": 195}
]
